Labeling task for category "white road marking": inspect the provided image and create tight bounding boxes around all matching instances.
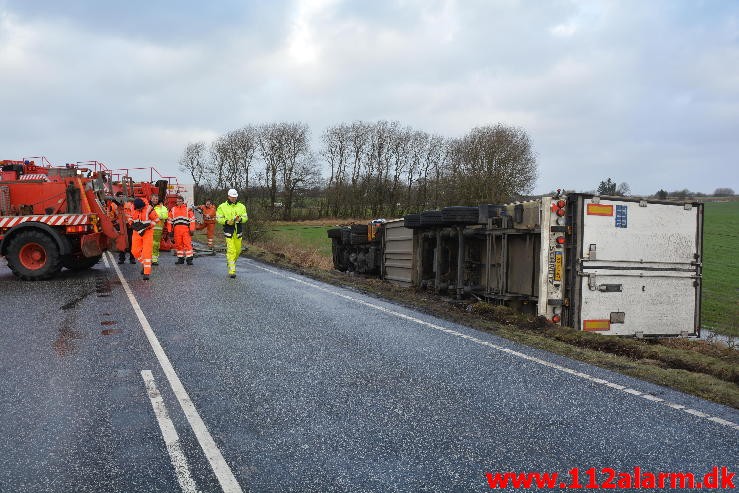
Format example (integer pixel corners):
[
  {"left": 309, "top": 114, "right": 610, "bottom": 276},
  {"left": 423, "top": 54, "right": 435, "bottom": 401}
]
[
  {"left": 247, "top": 260, "right": 739, "bottom": 431},
  {"left": 106, "top": 252, "right": 244, "bottom": 492},
  {"left": 102, "top": 254, "right": 110, "bottom": 268},
  {"left": 141, "top": 370, "right": 200, "bottom": 493}
]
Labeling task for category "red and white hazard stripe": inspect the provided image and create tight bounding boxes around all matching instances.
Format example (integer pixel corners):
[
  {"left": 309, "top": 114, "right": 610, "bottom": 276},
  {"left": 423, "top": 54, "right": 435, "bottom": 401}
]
[
  {"left": 0, "top": 214, "right": 91, "bottom": 228},
  {"left": 18, "top": 174, "right": 50, "bottom": 181}
]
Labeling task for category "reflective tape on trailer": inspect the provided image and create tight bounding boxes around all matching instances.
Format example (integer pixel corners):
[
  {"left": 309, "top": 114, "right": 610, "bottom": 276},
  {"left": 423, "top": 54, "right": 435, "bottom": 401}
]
[
  {"left": 583, "top": 319, "right": 611, "bottom": 331},
  {"left": 0, "top": 214, "right": 91, "bottom": 228},
  {"left": 586, "top": 203, "right": 614, "bottom": 216}
]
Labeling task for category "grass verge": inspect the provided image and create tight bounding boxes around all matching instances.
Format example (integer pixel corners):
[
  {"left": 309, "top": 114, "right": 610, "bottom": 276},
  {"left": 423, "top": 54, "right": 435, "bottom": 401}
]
[{"left": 702, "top": 200, "right": 739, "bottom": 336}]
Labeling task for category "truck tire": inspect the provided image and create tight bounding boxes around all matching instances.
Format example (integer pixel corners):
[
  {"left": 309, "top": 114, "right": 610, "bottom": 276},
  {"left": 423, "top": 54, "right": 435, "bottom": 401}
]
[
  {"left": 327, "top": 228, "right": 342, "bottom": 239},
  {"left": 6, "top": 230, "right": 63, "bottom": 280},
  {"left": 404, "top": 213, "right": 421, "bottom": 229},
  {"left": 62, "top": 254, "right": 102, "bottom": 271},
  {"left": 420, "top": 210, "right": 444, "bottom": 227},
  {"left": 350, "top": 233, "right": 368, "bottom": 245},
  {"left": 442, "top": 206, "right": 479, "bottom": 224}
]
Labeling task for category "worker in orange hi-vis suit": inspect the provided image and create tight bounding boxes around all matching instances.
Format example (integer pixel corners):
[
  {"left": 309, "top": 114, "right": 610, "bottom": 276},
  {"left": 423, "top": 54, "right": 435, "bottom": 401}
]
[
  {"left": 196, "top": 199, "right": 217, "bottom": 249},
  {"left": 128, "top": 198, "right": 159, "bottom": 280},
  {"left": 118, "top": 196, "right": 137, "bottom": 264},
  {"left": 168, "top": 195, "right": 195, "bottom": 265}
]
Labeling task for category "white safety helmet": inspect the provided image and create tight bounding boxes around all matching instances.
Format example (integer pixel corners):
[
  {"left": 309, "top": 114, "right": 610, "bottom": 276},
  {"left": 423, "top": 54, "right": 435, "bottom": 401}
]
[{"left": 227, "top": 189, "right": 238, "bottom": 198}]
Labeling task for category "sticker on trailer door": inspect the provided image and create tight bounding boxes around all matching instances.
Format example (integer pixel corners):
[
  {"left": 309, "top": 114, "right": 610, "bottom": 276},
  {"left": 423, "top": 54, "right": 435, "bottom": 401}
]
[
  {"left": 587, "top": 203, "right": 613, "bottom": 216},
  {"left": 615, "top": 204, "right": 627, "bottom": 228},
  {"left": 553, "top": 251, "right": 562, "bottom": 281}
]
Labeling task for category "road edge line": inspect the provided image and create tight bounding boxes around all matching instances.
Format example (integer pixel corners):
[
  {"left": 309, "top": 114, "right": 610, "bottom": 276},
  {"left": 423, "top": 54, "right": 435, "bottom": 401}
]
[{"left": 246, "top": 259, "right": 739, "bottom": 432}]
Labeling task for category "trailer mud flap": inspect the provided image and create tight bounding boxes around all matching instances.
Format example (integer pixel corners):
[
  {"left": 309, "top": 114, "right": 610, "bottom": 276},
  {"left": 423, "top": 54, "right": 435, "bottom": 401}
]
[{"left": 81, "top": 232, "right": 104, "bottom": 257}]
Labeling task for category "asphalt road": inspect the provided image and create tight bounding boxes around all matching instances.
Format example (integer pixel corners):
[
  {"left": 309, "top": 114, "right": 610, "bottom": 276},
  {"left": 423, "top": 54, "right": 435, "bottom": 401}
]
[{"left": 0, "top": 250, "right": 737, "bottom": 492}]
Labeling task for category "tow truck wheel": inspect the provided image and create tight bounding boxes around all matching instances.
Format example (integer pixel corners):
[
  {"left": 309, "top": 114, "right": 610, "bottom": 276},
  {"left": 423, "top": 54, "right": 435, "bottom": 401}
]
[
  {"left": 6, "top": 230, "right": 62, "bottom": 280},
  {"left": 62, "top": 254, "right": 102, "bottom": 271}
]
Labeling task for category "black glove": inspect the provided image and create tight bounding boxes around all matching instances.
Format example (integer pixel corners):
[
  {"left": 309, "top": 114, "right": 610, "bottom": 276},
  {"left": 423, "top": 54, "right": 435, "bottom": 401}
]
[{"left": 132, "top": 221, "right": 147, "bottom": 235}]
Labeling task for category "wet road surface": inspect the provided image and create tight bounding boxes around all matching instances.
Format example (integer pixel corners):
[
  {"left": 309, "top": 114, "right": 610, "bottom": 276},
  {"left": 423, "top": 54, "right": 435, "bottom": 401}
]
[{"left": 0, "top": 251, "right": 737, "bottom": 492}]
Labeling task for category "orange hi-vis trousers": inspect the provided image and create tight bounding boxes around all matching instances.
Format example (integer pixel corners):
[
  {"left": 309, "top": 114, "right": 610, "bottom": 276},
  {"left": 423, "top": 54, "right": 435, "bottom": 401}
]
[
  {"left": 131, "top": 228, "right": 154, "bottom": 275},
  {"left": 197, "top": 221, "right": 215, "bottom": 248},
  {"left": 173, "top": 225, "right": 193, "bottom": 258}
]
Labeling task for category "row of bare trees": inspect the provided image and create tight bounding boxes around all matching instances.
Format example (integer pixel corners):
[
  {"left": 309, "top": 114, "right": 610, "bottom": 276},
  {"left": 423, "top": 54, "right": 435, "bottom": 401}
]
[
  {"left": 180, "top": 121, "right": 538, "bottom": 219},
  {"left": 180, "top": 123, "right": 320, "bottom": 220},
  {"left": 321, "top": 121, "right": 537, "bottom": 217}
]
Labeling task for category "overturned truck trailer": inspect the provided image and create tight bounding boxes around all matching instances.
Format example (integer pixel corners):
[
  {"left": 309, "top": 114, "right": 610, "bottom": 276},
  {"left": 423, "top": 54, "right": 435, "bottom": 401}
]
[{"left": 330, "top": 194, "right": 704, "bottom": 337}]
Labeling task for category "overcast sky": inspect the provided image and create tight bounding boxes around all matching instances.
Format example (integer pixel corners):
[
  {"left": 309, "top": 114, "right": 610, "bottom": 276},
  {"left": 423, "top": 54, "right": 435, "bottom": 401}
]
[{"left": 1, "top": 0, "right": 737, "bottom": 195}]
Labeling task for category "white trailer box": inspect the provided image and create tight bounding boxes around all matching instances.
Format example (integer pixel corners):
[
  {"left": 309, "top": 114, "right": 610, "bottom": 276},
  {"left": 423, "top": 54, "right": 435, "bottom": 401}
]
[{"left": 537, "top": 195, "right": 703, "bottom": 337}]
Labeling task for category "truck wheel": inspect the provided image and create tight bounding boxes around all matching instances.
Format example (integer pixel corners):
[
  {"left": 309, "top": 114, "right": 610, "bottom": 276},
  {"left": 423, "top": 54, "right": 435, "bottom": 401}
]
[
  {"left": 62, "top": 254, "right": 102, "bottom": 271},
  {"left": 6, "top": 230, "right": 63, "bottom": 280}
]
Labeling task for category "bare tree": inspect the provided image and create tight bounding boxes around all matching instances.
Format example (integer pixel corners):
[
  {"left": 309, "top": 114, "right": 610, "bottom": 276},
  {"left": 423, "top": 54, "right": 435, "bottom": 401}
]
[
  {"left": 279, "top": 122, "right": 313, "bottom": 219},
  {"left": 449, "top": 125, "right": 537, "bottom": 204},
  {"left": 209, "top": 135, "right": 231, "bottom": 189},
  {"left": 225, "top": 126, "right": 258, "bottom": 190},
  {"left": 348, "top": 121, "right": 371, "bottom": 217},
  {"left": 321, "top": 123, "right": 351, "bottom": 216},
  {"left": 179, "top": 142, "right": 207, "bottom": 188},
  {"left": 257, "top": 123, "right": 284, "bottom": 211},
  {"left": 425, "top": 134, "right": 449, "bottom": 208},
  {"left": 616, "top": 182, "right": 631, "bottom": 196}
]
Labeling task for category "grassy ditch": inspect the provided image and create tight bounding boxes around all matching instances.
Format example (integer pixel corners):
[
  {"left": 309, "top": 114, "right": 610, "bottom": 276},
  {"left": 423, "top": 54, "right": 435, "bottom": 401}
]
[{"left": 242, "top": 220, "right": 739, "bottom": 409}]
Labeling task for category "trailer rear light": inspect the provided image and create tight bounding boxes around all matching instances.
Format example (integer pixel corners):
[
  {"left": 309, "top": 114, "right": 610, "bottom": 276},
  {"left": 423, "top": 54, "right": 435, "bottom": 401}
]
[
  {"left": 552, "top": 315, "right": 561, "bottom": 324},
  {"left": 556, "top": 208, "right": 566, "bottom": 217},
  {"left": 557, "top": 200, "right": 566, "bottom": 208},
  {"left": 66, "top": 225, "right": 87, "bottom": 233},
  {"left": 556, "top": 236, "right": 566, "bottom": 245}
]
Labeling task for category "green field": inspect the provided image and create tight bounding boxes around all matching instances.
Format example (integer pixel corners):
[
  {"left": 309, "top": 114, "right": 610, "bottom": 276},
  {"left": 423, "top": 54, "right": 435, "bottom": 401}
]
[
  {"left": 270, "top": 204, "right": 739, "bottom": 337},
  {"left": 266, "top": 224, "right": 334, "bottom": 257},
  {"left": 701, "top": 201, "right": 739, "bottom": 337}
]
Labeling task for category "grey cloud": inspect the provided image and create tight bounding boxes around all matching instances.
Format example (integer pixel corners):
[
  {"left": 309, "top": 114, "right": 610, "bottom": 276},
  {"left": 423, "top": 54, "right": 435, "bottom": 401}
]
[{"left": 0, "top": 0, "right": 737, "bottom": 194}]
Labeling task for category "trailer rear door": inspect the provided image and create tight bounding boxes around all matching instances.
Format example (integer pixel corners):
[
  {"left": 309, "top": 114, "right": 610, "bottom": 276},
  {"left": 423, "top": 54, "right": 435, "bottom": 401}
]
[{"left": 574, "top": 197, "right": 702, "bottom": 336}]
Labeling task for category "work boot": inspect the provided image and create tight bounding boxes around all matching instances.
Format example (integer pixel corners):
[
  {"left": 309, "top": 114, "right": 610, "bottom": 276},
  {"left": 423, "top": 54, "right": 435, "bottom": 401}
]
[
  {"left": 142, "top": 274, "right": 149, "bottom": 281},
  {"left": 186, "top": 257, "right": 193, "bottom": 266},
  {"left": 129, "top": 256, "right": 136, "bottom": 264},
  {"left": 175, "top": 257, "right": 185, "bottom": 265},
  {"left": 229, "top": 273, "right": 236, "bottom": 279},
  {"left": 152, "top": 261, "right": 159, "bottom": 266},
  {"left": 118, "top": 253, "right": 125, "bottom": 264}
]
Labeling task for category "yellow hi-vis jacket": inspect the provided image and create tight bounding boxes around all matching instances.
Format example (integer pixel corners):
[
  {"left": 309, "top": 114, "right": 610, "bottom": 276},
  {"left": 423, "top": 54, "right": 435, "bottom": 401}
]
[
  {"left": 216, "top": 201, "right": 248, "bottom": 238},
  {"left": 153, "top": 204, "right": 168, "bottom": 230}
]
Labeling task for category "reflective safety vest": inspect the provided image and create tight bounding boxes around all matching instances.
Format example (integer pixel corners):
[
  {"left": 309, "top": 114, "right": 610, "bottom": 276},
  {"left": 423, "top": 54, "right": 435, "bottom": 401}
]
[
  {"left": 197, "top": 204, "right": 217, "bottom": 223},
  {"left": 153, "top": 204, "right": 168, "bottom": 230},
  {"left": 216, "top": 201, "right": 248, "bottom": 238},
  {"left": 168, "top": 204, "right": 195, "bottom": 232},
  {"left": 128, "top": 205, "right": 158, "bottom": 235}
]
